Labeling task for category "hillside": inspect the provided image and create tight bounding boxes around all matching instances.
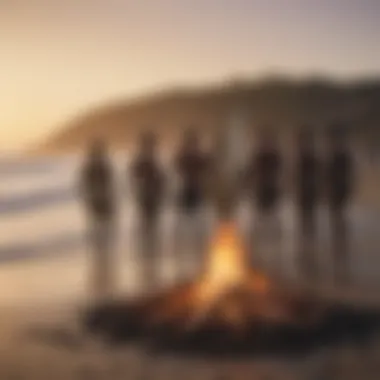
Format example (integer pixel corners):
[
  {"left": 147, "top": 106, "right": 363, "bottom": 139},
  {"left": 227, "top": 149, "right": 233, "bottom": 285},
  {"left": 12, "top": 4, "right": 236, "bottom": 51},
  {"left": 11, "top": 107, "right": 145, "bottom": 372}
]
[{"left": 38, "top": 78, "right": 380, "bottom": 153}]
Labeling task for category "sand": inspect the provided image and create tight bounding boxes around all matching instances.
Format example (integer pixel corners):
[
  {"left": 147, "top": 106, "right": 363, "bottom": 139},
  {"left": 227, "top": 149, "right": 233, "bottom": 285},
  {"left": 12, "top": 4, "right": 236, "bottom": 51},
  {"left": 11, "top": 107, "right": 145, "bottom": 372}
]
[
  {"left": 1, "top": 155, "right": 380, "bottom": 379},
  {"left": 1, "top": 294, "right": 380, "bottom": 380}
]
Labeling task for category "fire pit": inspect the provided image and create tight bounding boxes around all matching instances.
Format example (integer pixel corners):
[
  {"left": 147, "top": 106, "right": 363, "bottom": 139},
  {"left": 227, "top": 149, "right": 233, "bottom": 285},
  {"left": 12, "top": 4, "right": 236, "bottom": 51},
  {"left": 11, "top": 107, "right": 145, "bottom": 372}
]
[{"left": 83, "top": 222, "right": 380, "bottom": 357}]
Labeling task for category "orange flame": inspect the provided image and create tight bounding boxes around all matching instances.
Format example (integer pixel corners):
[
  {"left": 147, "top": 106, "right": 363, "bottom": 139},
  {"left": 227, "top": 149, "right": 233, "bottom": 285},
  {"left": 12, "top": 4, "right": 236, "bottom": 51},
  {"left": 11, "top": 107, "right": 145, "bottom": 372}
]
[
  {"left": 149, "top": 222, "right": 271, "bottom": 328},
  {"left": 196, "top": 222, "right": 270, "bottom": 305},
  {"left": 201, "top": 223, "right": 247, "bottom": 288}
]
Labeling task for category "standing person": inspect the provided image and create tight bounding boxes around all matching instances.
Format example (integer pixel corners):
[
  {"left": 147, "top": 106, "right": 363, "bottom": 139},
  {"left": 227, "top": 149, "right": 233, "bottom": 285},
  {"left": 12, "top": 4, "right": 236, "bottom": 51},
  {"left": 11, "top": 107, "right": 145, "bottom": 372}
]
[
  {"left": 80, "top": 139, "right": 116, "bottom": 301},
  {"left": 325, "top": 125, "right": 354, "bottom": 284},
  {"left": 294, "top": 128, "right": 320, "bottom": 279},
  {"left": 174, "top": 128, "right": 210, "bottom": 279},
  {"left": 130, "top": 131, "right": 165, "bottom": 290},
  {"left": 245, "top": 128, "right": 282, "bottom": 269}
]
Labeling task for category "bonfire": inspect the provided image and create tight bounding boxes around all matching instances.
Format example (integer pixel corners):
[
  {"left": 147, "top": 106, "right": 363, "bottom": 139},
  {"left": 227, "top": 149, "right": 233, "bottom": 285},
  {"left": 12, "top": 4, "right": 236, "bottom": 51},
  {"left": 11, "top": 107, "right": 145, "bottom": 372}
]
[
  {"left": 85, "top": 221, "right": 325, "bottom": 354},
  {"left": 137, "top": 222, "right": 319, "bottom": 328}
]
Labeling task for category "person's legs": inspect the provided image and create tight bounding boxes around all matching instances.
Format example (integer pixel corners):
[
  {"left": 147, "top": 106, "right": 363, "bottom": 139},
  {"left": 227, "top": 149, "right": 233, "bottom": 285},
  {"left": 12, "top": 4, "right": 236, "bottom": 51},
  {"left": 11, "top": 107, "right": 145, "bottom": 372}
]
[
  {"left": 298, "top": 205, "right": 317, "bottom": 280},
  {"left": 173, "top": 205, "right": 189, "bottom": 281},
  {"left": 88, "top": 215, "right": 101, "bottom": 298},
  {"left": 174, "top": 185, "right": 203, "bottom": 279},
  {"left": 331, "top": 204, "right": 349, "bottom": 284},
  {"left": 139, "top": 210, "right": 159, "bottom": 292},
  {"left": 245, "top": 201, "right": 257, "bottom": 267},
  {"left": 89, "top": 214, "right": 115, "bottom": 301},
  {"left": 262, "top": 202, "right": 283, "bottom": 273},
  {"left": 254, "top": 190, "right": 281, "bottom": 272},
  {"left": 188, "top": 205, "right": 209, "bottom": 276},
  {"left": 253, "top": 204, "right": 272, "bottom": 270}
]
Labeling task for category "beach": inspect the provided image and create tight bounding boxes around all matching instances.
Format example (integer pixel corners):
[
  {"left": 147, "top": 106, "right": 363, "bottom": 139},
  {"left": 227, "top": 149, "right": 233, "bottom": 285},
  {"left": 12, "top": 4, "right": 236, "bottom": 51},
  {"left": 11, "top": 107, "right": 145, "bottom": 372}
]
[{"left": 1, "top": 155, "right": 380, "bottom": 379}]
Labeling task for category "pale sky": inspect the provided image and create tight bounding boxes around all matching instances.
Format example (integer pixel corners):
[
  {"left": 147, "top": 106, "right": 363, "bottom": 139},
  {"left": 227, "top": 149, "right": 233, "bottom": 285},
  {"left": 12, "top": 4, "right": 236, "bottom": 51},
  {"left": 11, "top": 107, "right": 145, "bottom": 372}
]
[{"left": 1, "top": 0, "right": 379, "bottom": 149}]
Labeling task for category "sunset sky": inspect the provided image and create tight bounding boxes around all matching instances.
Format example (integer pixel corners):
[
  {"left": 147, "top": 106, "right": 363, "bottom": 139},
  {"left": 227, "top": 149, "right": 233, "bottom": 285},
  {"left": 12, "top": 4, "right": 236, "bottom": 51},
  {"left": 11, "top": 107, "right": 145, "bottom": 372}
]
[{"left": 1, "top": 0, "right": 379, "bottom": 149}]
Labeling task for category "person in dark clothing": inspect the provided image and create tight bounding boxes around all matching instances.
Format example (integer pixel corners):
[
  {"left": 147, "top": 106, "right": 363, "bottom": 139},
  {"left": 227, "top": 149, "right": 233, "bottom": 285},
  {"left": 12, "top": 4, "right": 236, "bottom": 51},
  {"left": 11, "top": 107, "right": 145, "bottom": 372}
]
[
  {"left": 325, "top": 126, "right": 354, "bottom": 284},
  {"left": 80, "top": 140, "right": 116, "bottom": 300},
  {"left": 175, "top": 129, "right": 210, "bottom": 211},
  {"left": 174, "top": 128, "right": 210, "bottom": 279},
  {"left": 245, "top": 130, "right": 282, "bottom": 214},
  {"left": 251, "top": 131, "right": 282, "bottom": 213},
  {"left": 130, "top": 131, "right": 165, "bottom": 288},
  {"left": 294, "top": 129, "right": 320, "bottom": 278},
  {"left": 245, "top": 129, "right": 283, "bottom": 268}
]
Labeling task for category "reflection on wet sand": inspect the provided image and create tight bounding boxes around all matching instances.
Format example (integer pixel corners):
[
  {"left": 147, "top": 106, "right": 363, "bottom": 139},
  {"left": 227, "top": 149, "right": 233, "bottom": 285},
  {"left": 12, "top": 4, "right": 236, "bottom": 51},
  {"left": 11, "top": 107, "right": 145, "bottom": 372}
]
[{"left": 0, "top": 201, "right": 380, "bottom": 310}]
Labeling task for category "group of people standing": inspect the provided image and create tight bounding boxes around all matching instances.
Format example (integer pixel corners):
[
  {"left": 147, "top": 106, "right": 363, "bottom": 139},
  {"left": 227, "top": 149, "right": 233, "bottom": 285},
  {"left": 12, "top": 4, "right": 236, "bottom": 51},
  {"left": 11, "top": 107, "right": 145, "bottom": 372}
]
[{"left": 80, "top": 125, "right": 354, "bottom": 298}]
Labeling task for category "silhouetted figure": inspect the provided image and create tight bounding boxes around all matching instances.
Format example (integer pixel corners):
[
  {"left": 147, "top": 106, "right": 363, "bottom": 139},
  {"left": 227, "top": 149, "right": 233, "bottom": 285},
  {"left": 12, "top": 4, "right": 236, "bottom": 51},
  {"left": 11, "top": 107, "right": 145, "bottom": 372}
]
[
  {"left": 174, "top": 129, "right": 210, "bottom": 279},
  {"left": 80, "top": 140, "right": 116, "bottom": 300},
  {"left": 245, "top": 129, "right": 282, "bottom": 268},
  {"left": 295, "top": 129, "right": 320, "bottom": 278},
  {"left": 131, "top": 131, "right": 165, "bottom": 289},
  {"left": 325, "top": 126, "right": 354, "bottom": 284}
]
